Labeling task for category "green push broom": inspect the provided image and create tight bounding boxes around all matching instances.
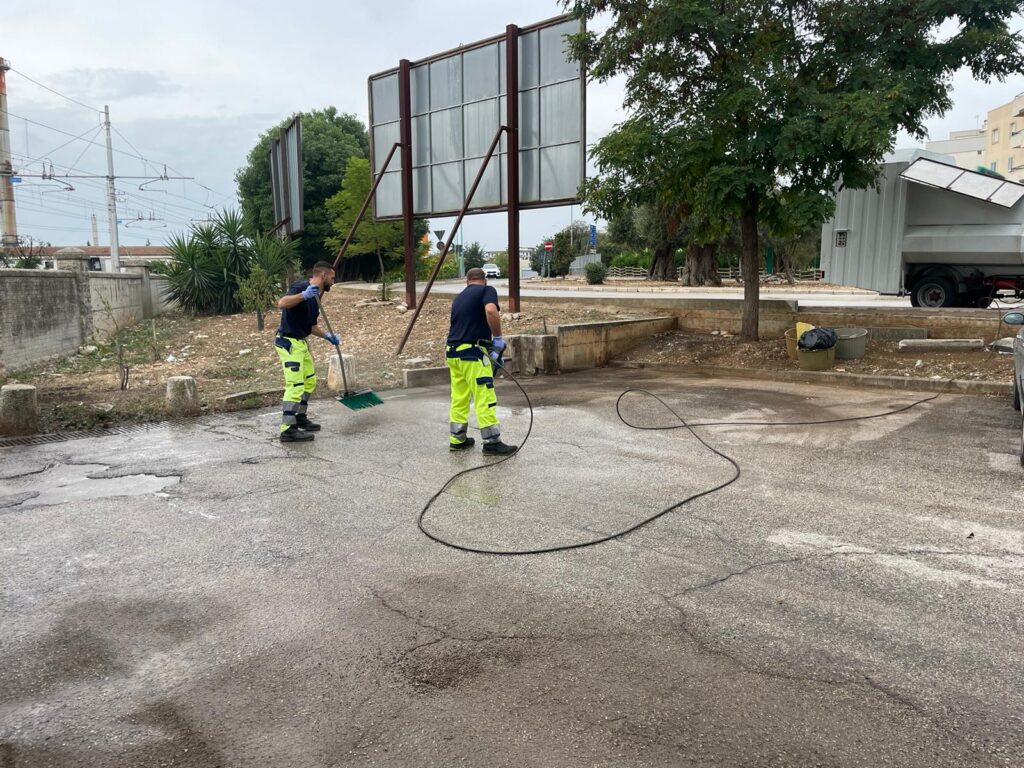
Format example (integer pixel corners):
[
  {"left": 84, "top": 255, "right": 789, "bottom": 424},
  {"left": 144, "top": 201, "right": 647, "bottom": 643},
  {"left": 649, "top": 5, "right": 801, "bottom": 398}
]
[{"left": 315, "top": 294, "right": 383, "bottom": 411}]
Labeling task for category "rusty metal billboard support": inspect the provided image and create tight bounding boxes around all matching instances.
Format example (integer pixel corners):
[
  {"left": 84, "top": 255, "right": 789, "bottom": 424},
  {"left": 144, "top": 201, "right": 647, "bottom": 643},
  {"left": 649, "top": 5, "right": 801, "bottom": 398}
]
[
  {"left": 398, "top": 59, "right": 417, "bottom": 310},
  {"left": 331, "top": 141, "right": 402, "bottom": 272},
  {"left": 396, "top": 126, "right": 508, "bottom": 355},
  {"left": 505, "top": 24, "right": 521, "bottom": 313}
]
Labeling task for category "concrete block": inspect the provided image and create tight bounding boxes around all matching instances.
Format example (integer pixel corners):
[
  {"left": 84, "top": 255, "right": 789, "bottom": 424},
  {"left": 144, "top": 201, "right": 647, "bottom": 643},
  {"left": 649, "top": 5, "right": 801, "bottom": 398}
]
[
  {"left": 403, "top": 367, "right": 450, "bottom": 388},
  {"left": 0, "top": 384, "right": 39, "bottom": 436},
  {"left": 508, "top": 335, "right": 558, "bottom": 375},
  {"left": 992, "top": 337, "right": 1016, "bottom": 354},
  {"left": 327, "top": 354, "right": 355, "bottom": 391},
  {"left": 402, "top": 357, "right": 433, "bottom": 368},
  {"left": 166, "top": 376, "right": 199, "bottom": 416},
  {"left": 897, "top": 338, "right": 984, "bottom": 353}
]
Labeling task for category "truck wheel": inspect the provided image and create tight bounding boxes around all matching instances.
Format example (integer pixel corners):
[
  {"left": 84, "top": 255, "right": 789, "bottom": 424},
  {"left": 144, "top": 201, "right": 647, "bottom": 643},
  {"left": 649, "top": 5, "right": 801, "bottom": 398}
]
[{"left": 911, "top": 277, "right": 957, "bottom": 308}]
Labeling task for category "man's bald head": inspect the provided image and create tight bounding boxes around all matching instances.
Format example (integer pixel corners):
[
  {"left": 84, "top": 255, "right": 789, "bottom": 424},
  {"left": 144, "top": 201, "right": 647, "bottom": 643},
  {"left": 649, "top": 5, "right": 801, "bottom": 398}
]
[{"left": 466, "top": 267, "right": 487, "bottom": 284}]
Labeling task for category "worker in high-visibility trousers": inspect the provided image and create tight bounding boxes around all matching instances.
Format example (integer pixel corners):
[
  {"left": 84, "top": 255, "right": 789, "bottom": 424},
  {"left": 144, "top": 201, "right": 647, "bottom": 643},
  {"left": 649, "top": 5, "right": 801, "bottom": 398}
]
[
  {"left": 274, "top": 261, "right": 338, "bottom": 443},
  {"left": 445, "top": 267, "right": 518, "bottom": 455}
]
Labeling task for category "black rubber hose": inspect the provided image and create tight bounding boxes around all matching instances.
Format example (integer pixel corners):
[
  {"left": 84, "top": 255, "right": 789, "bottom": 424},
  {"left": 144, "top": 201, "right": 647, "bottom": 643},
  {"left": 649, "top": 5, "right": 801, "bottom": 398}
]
[{"left": 416, "top": 368, "right": 941, "bottom": 556}]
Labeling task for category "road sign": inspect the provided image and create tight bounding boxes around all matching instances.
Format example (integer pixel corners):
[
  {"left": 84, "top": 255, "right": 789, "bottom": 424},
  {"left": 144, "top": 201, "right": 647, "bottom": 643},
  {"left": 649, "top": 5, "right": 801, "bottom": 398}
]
[
  {"left": 589, "top": 224, "right": 597, "bottom": 247},
  {"left": 544, "top": 241, "right": 553, "bottom": 251},
  {"left": 10, "top": 177, "right": 21, "bottom": 183},
  {"left": 434, "top": 229, "right": 446, "bottom": 241},
  {"left": 436, "top": 241, "right": 444, "bottom": 250}
]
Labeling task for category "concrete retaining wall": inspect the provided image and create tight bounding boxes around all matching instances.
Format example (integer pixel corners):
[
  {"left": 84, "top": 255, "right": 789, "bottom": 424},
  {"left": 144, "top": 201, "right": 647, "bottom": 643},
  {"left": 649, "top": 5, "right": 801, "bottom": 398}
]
[
  {"left": 0, "top": 270, "right": 91, "bottom": 373},
  {"left": 555, "top": 316, "right": 677, "bottom": 372},
  {"left": 0, "top": 266, "right": 172, "bottom": 375},
  {"left": 89, "top": 273, "right": 144, "bottom": 336}
]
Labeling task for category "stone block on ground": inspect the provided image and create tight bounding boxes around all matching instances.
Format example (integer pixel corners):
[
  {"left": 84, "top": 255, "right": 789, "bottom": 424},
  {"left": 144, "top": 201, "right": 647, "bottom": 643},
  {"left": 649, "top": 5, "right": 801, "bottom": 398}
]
[
  {"left": 327, "top": 354, "right": 355, "bottom": 392},
  {"left": 166, "top": 376, "right": 199, "bottom": 416},
  {"left": 992, "top": 337, "right": 1016, "bottom": 354},
  {"left": 896, "top": 338, "right": 984, "bottom": 353},
  {"left": 0, "top": 384, "right": 39, "bottom": 436},
  {"left": 403, "top": 367, "right": 450, "bottom": 388},
  {"left": 403, "top": 357, "right": 432, "bottom": 368}
]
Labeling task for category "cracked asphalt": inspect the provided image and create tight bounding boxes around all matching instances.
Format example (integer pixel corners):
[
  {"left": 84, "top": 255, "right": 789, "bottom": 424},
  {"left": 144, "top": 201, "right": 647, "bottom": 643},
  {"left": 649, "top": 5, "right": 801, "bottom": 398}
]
[{"left": 1, "top": 368, "right": 1023, "bottom": 767}]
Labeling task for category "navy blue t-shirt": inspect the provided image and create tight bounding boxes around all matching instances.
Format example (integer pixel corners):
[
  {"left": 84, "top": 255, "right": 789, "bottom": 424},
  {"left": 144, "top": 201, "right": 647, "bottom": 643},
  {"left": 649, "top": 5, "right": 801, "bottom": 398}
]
[
  {"left": 278, "top": 280, "right": 320, "bottom": 339},
  {"left": 447, "top": 284, "right": 499, "bottom": 344}
]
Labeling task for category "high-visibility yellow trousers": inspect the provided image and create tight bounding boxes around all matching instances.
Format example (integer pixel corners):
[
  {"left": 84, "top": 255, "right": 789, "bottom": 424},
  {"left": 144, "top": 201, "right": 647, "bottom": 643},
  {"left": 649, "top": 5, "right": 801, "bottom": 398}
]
[
  {"left": 275, "top": 335, "right": 316, "bottom": 432},
  {"left": 446, "top": 343, "right": 500, "bottom": 445}
]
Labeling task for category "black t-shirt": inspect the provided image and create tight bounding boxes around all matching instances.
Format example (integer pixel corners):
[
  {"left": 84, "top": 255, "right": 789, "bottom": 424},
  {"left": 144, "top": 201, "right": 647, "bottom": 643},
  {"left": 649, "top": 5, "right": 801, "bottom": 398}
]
[
  {"left": 278, "top": 280, "right": 320, "bottom": 339},
  {"left": 447, "top": 284, "right": 499, "bottom": 344}
]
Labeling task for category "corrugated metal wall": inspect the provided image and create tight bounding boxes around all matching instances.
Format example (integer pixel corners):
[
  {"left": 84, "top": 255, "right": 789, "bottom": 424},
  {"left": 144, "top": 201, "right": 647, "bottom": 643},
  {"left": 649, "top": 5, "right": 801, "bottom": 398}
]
[{"left": 821, "top": 163, "right": 907, "bottom": 294}]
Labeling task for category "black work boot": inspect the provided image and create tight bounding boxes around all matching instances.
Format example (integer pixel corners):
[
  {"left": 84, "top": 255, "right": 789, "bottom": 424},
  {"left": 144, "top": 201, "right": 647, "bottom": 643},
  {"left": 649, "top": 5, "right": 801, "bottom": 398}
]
[
  {"left": 280, "top": 426, "right": 314, "bottom": 443},
  {"left": 482, "top": 440, "right": 518, "bottom": 456},
  {"left": 449, "top": 437, "right": 476, "bottom": 452},
  {"left": 295, "top": 414, "right": 321, "bottom": 432}
]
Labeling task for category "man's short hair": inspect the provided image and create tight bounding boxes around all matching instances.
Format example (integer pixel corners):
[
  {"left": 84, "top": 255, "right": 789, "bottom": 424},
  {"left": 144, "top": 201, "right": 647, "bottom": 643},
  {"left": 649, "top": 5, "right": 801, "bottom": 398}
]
[
  {"left": 466, "top": 267, "right": 486, "bottom": 281},
  {"left": 311, "top": 261, "right": 335, "bottom": 276}
]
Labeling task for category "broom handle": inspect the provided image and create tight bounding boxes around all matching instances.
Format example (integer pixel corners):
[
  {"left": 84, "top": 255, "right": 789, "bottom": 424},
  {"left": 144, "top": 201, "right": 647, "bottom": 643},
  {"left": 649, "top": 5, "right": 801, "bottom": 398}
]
[{"left": 314, "top": 294, "right": 351, "bottom": 395}]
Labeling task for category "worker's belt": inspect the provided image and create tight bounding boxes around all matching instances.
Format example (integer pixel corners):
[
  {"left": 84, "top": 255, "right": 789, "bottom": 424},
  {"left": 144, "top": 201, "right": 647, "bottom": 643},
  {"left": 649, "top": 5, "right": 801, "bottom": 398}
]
[
  {"left": 445, "top": 342, "right": 488, "bottom": 361},
  {"left": 274, "top": 334, "right": 307, "bottom": 351}
]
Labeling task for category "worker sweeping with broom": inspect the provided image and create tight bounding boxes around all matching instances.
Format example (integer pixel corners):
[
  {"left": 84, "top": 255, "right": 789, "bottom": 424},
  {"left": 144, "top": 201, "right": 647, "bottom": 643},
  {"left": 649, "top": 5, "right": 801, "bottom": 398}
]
[
  {"left": 445, "top": 267, "right": 518, "bottom": 455},
  {"left": 274, "top": 261, "right": 338, "bottom": 442}
]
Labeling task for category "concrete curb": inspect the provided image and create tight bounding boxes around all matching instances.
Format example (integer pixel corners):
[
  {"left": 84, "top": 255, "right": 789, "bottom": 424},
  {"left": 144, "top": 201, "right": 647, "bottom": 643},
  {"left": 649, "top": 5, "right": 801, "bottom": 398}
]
[
  {"left": 608, "top": 361, "right": 1013, "bottom": 396},
  {"left": 403, "top": 367, "right": 450, "bottom": 388}
]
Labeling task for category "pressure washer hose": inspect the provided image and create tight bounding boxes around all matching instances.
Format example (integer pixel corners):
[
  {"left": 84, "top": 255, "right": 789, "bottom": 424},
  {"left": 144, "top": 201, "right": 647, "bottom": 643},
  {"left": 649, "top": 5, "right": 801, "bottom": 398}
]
[{"left": 416, "top": 363, "right": 942, "bottom": 556}]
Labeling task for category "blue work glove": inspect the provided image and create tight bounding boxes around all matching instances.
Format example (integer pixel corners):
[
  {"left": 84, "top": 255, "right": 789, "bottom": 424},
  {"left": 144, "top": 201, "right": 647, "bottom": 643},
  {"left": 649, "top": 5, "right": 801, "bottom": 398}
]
[
  {"left": 489, "top": 350, "right": 501, "bottom": 364},
  {"left": 324, "top": 332, "right": 340, "bottom": 346},
  {"left": 301, "top": 283, "right": 320, "bottom": 301},
  {"left": 492, "top": 336, "right": 506, "bottom": 351}
]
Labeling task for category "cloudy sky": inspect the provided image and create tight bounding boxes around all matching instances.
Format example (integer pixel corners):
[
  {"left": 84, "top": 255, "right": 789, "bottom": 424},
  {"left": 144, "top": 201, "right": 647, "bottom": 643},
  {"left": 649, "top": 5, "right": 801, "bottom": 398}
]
[{"left": 4, "top": 1, "right": 1023, "bottom": 251}]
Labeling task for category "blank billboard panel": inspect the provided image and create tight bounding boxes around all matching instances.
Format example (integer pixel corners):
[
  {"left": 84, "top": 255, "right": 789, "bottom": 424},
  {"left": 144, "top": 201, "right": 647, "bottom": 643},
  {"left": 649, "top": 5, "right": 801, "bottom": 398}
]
[
  {"left": 268, "top": 116, "right": 304, "bottom": 235},
  {"left": 368, "top": 14, "right": 585, "bottom": 220}
]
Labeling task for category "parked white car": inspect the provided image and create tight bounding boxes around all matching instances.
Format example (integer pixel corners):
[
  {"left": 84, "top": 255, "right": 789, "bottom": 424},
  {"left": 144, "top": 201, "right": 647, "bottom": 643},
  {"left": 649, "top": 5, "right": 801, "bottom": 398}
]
[
  {"left": 1002, "top": 311, "right": 1024, "bottom": 464},
  {"left": 482, "top": 263, "right": 501, "bottom": 279}
]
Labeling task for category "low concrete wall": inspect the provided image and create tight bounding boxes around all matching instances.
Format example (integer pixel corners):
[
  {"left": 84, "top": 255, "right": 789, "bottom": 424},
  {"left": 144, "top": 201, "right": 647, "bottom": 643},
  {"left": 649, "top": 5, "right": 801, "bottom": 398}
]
[
  {"left": 0, "top": 270, "right": 92, "bottom": 373},
  {"left": 797, "top": 307, "right": 1004, "bottom": 342},
  {"left": 89, "top": 273, "right": 144, "bottom": 336},
  {"left": 555, "top": 316, "right": 677, "bottom": 372}
]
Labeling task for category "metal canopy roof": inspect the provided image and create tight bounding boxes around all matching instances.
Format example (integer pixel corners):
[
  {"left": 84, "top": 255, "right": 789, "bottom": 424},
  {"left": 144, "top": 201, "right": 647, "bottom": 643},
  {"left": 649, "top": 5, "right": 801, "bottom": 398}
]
[{"left": 899, "top": 157, "right": 1024, "bottom": 208}]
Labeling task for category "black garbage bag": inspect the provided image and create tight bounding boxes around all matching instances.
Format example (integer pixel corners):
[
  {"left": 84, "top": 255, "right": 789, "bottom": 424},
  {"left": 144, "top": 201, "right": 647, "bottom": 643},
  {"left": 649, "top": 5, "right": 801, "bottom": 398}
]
[{"left": 798, "top": 327, "right": 837, "bottom": 351}]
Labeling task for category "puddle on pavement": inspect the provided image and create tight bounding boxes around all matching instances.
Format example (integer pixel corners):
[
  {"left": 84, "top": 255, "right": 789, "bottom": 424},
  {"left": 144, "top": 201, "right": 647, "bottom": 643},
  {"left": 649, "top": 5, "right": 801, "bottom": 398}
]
[{"left": 0, "top": 463, "right": 180, "bottom": 509}]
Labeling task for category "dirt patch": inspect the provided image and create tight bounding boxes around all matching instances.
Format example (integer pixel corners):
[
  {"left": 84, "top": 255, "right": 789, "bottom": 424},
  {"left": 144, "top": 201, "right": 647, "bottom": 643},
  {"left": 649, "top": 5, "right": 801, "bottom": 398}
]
[
  {"left": 1, "top": 289, "right": 657, "bottom": 433},
  {"left": 619, "top": 330, "right": 1016, "bottom": 383}
]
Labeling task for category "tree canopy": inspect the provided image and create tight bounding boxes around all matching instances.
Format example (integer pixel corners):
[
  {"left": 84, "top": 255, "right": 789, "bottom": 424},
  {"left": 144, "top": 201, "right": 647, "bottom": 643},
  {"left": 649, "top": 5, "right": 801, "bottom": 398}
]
[
  {"left": 236, "top": 108, "right": 369, "bottom": 269},
  {"left": 567, "top": 0, "right": 1024, "bottom": 337}
]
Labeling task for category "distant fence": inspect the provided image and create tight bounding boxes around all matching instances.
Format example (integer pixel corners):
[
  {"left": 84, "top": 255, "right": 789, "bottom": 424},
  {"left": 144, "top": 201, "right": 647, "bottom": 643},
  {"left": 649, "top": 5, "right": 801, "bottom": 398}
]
[{"left": 604, "top": 265, "right": 825, "bottom": 281}]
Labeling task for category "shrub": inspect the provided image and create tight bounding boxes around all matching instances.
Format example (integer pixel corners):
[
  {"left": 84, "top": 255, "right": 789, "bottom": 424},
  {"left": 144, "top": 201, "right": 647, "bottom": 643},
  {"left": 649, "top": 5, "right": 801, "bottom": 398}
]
[{"left": 585, "top": 262, "right": 608, "bottom": 285}]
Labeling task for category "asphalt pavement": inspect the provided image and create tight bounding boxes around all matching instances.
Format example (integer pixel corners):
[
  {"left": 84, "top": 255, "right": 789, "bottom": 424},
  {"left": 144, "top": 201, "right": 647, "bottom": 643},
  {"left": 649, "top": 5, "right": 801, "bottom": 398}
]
[{"left": 2, "top": 369, "right": 1023, "bottom": 767}]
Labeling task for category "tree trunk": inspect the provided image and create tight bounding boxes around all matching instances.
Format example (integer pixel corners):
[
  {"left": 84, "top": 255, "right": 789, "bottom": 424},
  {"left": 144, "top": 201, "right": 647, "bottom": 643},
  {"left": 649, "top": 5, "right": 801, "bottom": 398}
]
[
  {"left": 740, "top": 192, "right": 760, "bottom": 340},
  {"left": 680, "top": 243, "right": 722, "bottom": 286},
  {"left": 648, "top": 245, "right": 675, "bottom": 281},
  {"left": 256, "top": 308, "right": 265, "bottom": 332}
]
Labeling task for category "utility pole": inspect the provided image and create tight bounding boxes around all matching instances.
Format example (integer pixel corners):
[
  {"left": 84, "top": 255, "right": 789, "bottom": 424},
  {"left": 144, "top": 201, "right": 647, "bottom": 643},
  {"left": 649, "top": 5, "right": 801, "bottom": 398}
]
[
  {"left": 0, "top": 58, "right": 19, "bottom": 250},
  {"left": 103, "top": 105, "right": 120, "bottom": 271},
  {"left": 90, "top": 213, "right": 98, "bottom": 246}
]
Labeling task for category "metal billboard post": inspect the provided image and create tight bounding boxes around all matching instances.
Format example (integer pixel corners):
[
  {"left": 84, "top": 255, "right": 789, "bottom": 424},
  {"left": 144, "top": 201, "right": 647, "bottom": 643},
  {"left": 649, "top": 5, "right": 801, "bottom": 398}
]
[
  {"left": 505, "top": 24, "right": 521, "bottom": 313},
  {"left": 398, "top": 58, "right": 417, "bottom": 310},
  {"left": 397, "top": 126, "right": 507, "bottom": 355},
  {"left": 331, "top": 141, "right": 402, "bottom": 272}
]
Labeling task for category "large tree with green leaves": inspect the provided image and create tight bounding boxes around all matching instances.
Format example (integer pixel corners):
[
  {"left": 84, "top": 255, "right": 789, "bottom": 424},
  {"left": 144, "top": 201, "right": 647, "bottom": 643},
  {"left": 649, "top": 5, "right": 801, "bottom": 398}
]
[
  {"left": 568, "top": 0, "right": 1024, "bottom": 338},
  {"left": 236, "top": 108, "right": 369, "bottom": 270}
]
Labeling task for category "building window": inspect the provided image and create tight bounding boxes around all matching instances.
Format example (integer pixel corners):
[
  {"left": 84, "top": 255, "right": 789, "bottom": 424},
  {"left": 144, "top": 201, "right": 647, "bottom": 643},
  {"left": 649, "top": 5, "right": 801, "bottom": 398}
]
[
  {"left": 991, "top": 161, "right": 999, "bottom": 171},
  {"left": 993, "top": 129, "right": 1001, "bottom": 144},
  {"left": 1011, "top": 156, "right": 1016, "bottom": 171},
  {"left": 835, "top": 231, "right": 848, "bottom": 248}
]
